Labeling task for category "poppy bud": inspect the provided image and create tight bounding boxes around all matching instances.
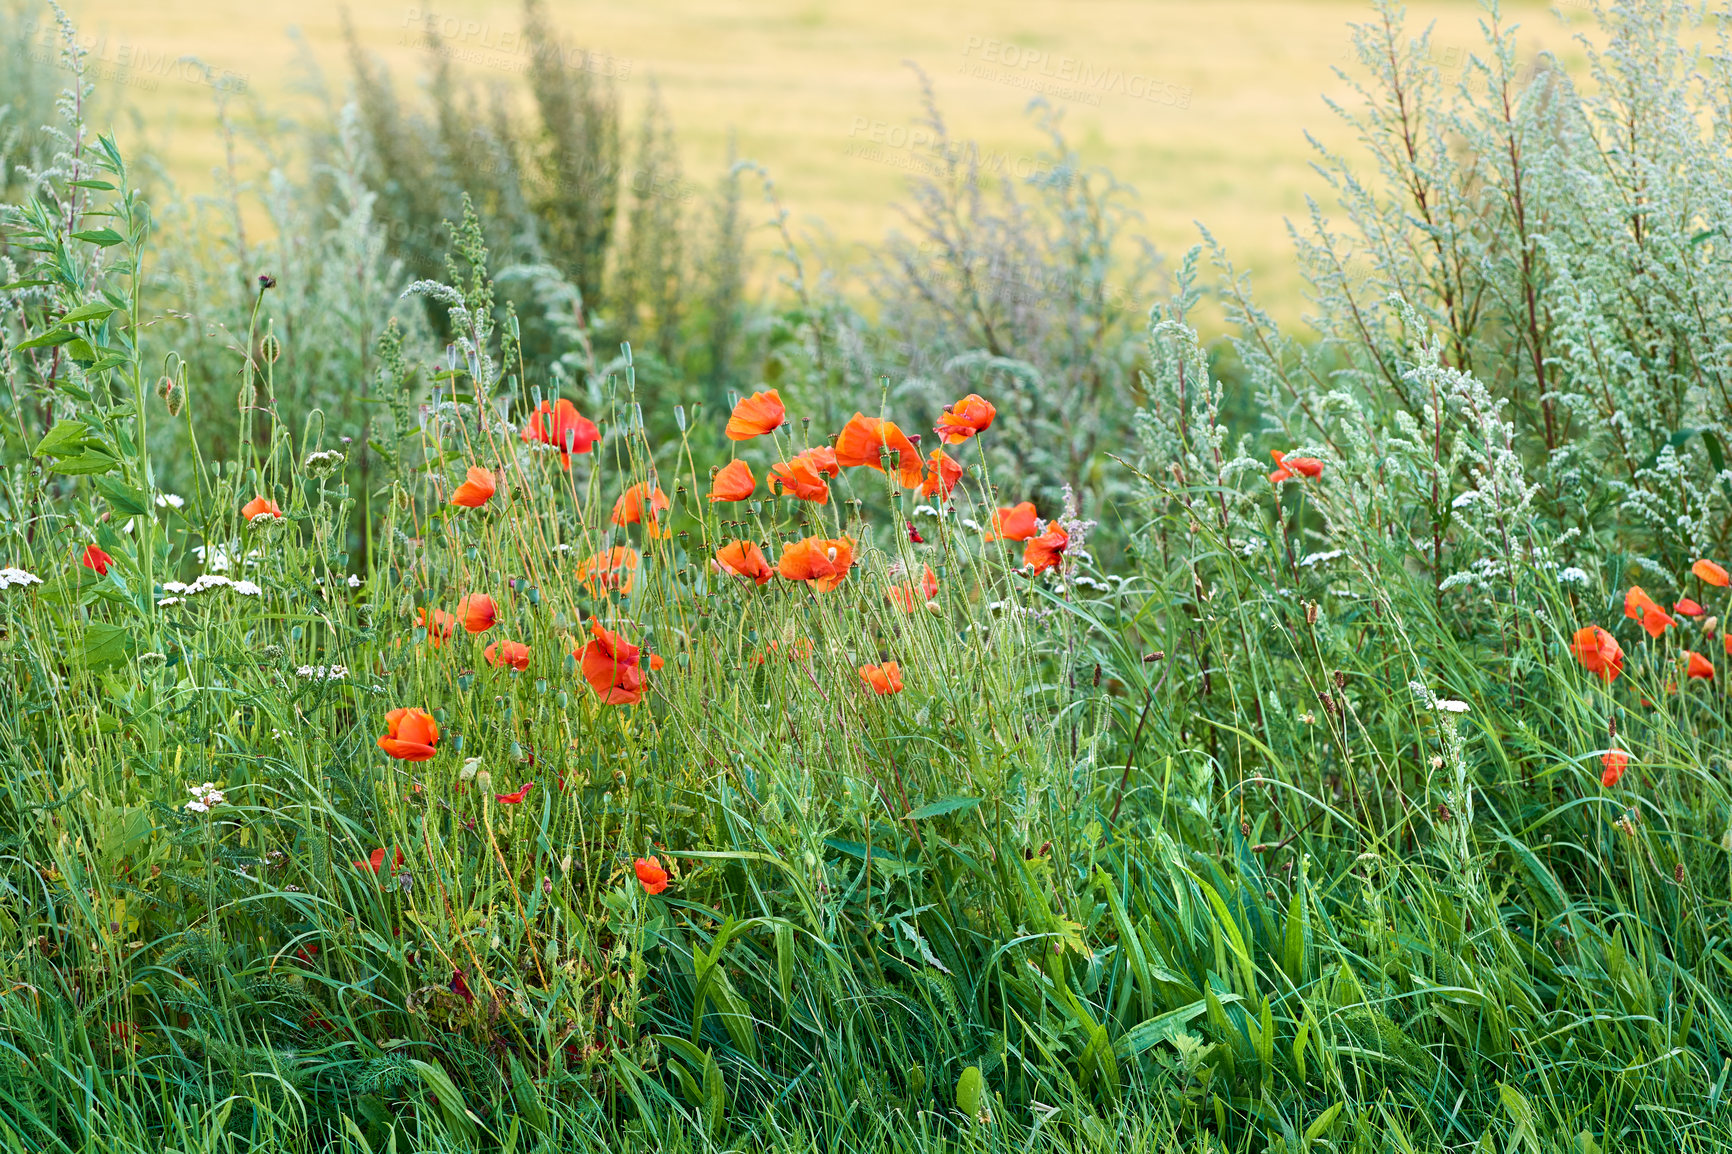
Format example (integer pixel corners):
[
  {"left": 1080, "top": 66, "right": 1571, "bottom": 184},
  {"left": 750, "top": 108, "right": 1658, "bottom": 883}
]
[
  {"left": 156, "top": 375, "right": 175, "bottom": 401},
  {"left": 475, "top": 770, "right": 493, "bottom": 793},
  {"left": 1705, "top": 616, "right": 1719, "bottom": 637},
  {"left": 165, "top": 383, "right": 184, "bottom": 417},
  {"left": 261, "top": 334, "right": 283, "bottom": 363},
  {"left": 258, "top": 273, "right": 276, "bottom": 289}
]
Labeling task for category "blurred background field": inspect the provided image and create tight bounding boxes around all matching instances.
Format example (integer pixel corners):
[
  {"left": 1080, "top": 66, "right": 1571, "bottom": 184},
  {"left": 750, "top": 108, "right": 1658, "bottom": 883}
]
[{"left": 51, "top": 0, "right": 1586, "bottom": 322}]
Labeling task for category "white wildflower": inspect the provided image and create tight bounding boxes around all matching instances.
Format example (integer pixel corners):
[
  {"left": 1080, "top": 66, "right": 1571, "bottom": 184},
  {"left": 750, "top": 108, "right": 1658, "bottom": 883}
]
[
  {"left": 157, "top": 597, "right": 184, "bottom": 607},
  {"left": 185, "top": 782, "right": 226, "bottom": 813},
  {"left": 347, "top": 574, "right": 362, "bottom": 588},
  {"left": 1557, "top": 567, "right": 1590, "bottom": 588},
  {"left": 0, "top": 567, "right": 43, "bottom": 589},
  {"left": 156, "top": 493, "right": 185, "bottom": 509},
  {"left": 231, "top": 580, "right": 263, "bottom": 596},
  {"left": 188, "top": 574, "right": 233, "bottom": 594},
  {"left": 1300, "top": 549, "right": 1346, "bottom": 569}
]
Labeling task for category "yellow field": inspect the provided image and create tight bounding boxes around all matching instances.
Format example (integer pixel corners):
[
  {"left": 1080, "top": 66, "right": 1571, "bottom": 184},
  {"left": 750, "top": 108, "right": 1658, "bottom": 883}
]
[{"left": 55, "top": 0, "right": 1589, "bottom": 320}]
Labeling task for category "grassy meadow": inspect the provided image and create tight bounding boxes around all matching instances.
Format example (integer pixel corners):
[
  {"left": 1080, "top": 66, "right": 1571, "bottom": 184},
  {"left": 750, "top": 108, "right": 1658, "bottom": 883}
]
[
  {"left": 5, "top": 0, "right": 1732, "bottom": 1151},
  {"left": 44, "top": 0, "right": 1595, "bottom": 322}
]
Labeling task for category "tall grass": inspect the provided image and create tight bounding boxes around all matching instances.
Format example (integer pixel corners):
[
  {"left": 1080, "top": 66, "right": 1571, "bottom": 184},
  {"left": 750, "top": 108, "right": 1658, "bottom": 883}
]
[{"left": 2, "top": 1, "right": 1732, "bottom": 1151}]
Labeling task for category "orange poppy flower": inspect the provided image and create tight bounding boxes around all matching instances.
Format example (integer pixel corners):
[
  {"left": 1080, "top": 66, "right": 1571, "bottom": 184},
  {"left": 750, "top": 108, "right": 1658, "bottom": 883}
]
[
  {"left": 799, "top": 446, "right": 841, "bottom": 477},
  {"left": 612, "top": 483, "right": 671, "bottom": 538},
  {"left": 767, "top": 455, "right": 831, "bottom": 503},
  {"left": 1684, "top": 650, "right": 1715, "bottom": 680},
  {"left": 485, "top": 639, "right": 530, "bottom": 670},
  {"left": 1675, "top": 597, "right": 1705, "bottom": 617},
  {"left": 725, "top": 389, "right": 787, "bottom": 440},
  {"left": 859, "top": 661, "right": 904, "bottom": 695},
  {"left": 1025, "top": 523, "right": 1070, "bottom": 573},
  {"left": 777, "top": 536, "right": 856, "bottom": 592},
  {"left": 888, "top": 564, "right": 939, "bottom": 612},
  {"left": 1601, "top": 749, "right": 1628, "bottom": 788},
  {"left": 378, "top": 707, "right": 439, "bottom": 761},
  {"left": 635, "top": 856, "right": 670, "bottom": 894},
  {"left": 1625, "top": 586, "right": 1675, "bottom": 639},
  {"left": 451, "top": 465, "right": 497, "bottom": 508},
  {"left": 416, "top": 607, "right": 457, "bottom": 646},
  {"left": 495, "top": 782, "right": 535, "bottom": 804},
  {"left": 576, "top": 546, "right": 640, "bottom": 597},
  {"left": 81, "top": 544, "right": 113, "bottom": 575},
  {"left": 986, "top": 502, "right": 1039, "bottom": 542},
  {"left": 1725, "top": 632, "right": 1732, "bottom": 657},
  {"left": 921, "top": 447, "right": 964, "bottom": 501},
  {"left": 715, "top": 540, "right": 774, "bottom": 586},
  {"left": 579, "top": 619, "right": 651, "bottom": 705},
  {"left": 1571, "top": 625, "right": 1624, "bottom": 683},
  {"left": 355, "top": 846, "right": 405, "bottom": 873},
  {"left": 241, "top": 496, "right": 283, "bottom": 521},
  {"left": 834, "top": 413, "right": 923, "bottom": 487},
  {"left": 1693, "top": 559, "right": 1730, "bottom": 587},
  {"left": 1269, "top": 450, "right": 1324, "bottom": 483},
  {"left": 934, "top": 393, "right": 996, "bottom": 444},
  {"left": 521, "top": 398, "right": 602, "bottom": 467},
  {"left": 710, "top": 459, "right": 756, "bottom": 502},
  {"left": 457, "top": 593, "right": 497, "bottom": 633}
]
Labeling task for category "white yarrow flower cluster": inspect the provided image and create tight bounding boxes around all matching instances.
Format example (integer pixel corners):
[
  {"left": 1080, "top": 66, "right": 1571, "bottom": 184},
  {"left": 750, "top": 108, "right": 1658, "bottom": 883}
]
[
  {"left": 1557, "top": 567, "right": 1590, "bottom": 588},
  {"left": 296, "top": 664, "right": 349, "bottom": 681},
  {"left": 1, "top": 568, "right": 43, "bottom": 589},
  {"left": 156, "top": 493, "right": 185, "bottom": 509},
  {"left": 185, "top": 782, "right": 226, "bottom": 813}
]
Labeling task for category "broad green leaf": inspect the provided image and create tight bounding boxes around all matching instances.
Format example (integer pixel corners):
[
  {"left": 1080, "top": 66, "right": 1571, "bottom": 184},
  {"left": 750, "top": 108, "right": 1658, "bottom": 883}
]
[
  {"left": 33, "top": 419, "right": 90, "bottom": 458},
  {"left": 50, "top": 449, "right": 119, "bottom": 476},
  {"left": 905, "top": 795, "right": 980, "bottom": 821},
  {"left": 60, "top": 302, "right": 118, "bottom": 324},
  {"left": 955, "top": 1066, "right": 984, "bottom": 1120},
  {"left": 70, "top": 228, "right": 125, "bottom": 247},
  {"left": 94, "top": 475, "right": 150, "bottom": 517},
  {"left": 82, "top": 623, "right": 131, "bottom": 670},
  {"left": 14, "top": 328, "right": 77, "bottom": 351}
]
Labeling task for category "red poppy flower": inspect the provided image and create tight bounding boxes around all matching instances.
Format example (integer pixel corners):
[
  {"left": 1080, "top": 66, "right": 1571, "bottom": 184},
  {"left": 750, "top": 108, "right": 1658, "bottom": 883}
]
[
  {"left": 859, "top": 661, "right": 904, "bottom": 695},
  {"left": 1571, "top": 625, "right": 1624, "bottom": 683},
  {"left": 612, "top": 482, "right": 671, "bottom": 538},
  {"left": 1269, "top": 450, "right": 1324, "bottom": 483},
  {"left": 416, "top": 607, "right": 457, "bottom": 647},
  {"left": 378, "top": 707, "right": 440, "bottom": 760},
  {"left": 834, "top": 413, "right": 923, "bottom": 487},
  {"left": 457, "top": 593, "right": 497, "bottom": 633},
  {"left": 1625, "top": 586, "right": 1675, "bottom": 639},
  {"left": 521, "top": 399, "right": 601, "bottom": 467},
  {"left": 1025, "top": 523, "right": 1070, "bottom": 574},
  {"left": 1601, "top": 749, "right": 1628, "bottom": 788},
  {"left": 579, "top": 619, "right": 651, "bottom": 705},
  {"left": 1675, "top": 597, "right": 1705, "bottom": 617},
  {"left": 451, "top": 465, "right": 497, "bottom": 508},
  {"left": 986, "top": 502, "right": 1039, "bottom": 542},
  {"left": 576, "top": 546, "right": 640, "bottom": 597},
  {"left": 908, "top": 523, "right": 924, "bottom": 544},
  {"left": 710, "top": 459, "right": 756, "bottom": 502},
  {"left": 1693, "top": 559, "right": 1730, "bottom": 587},
  {"left": 1684, "top": 650, "right": 1715, "bottom": 680},
  {"left": 777, "top": 536, "right": 856, "bottom": 592},
  {"left": 635, "top": 855, "right": 669, "bottom": 894},
  {"left": 767, "top": 455, "right": 831, "bottom": 503},
  {"left": 241, "top": 496, "right": 283, "bottom": 521},
  {"left": 294, "top": 943, "right": 320, "bottom": 964},
  {"left": 496, "top": 782, "right": 535, "bottom": 804},
  {"left": 725, "top": 390, "right": 787, "bottom": 440},
  {"left": 920, "top": 447, "right": 964, "bottom": 502},
  {"left": 715, "top": 540, "right": 774, "bottom": 586},
  {"left": 934, "top": 393, "right": 996, "bottom": 444},
  {"left": 354, "top": 846, "right": 405, "bottom": 873},
  {"left": 799, "top": 446, "right": 841, "bottom": 477},
  {"left": 450, "top": 970, "right": 475, "bottom": 1005},
  {"left": 888, "top": 564, "right": 938, "bottom": 612},
  {"left": 81, "top": 543, "right": 114, "bottom": 575},
  {"left": 485, "top": 639, "right": 530, "bottom": 670}
]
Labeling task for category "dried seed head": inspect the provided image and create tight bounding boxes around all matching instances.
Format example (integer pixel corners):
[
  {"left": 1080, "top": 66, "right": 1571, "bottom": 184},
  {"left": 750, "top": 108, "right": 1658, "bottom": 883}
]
[
  {"left": 1675, "top": 862, "right": 1687, "bottom": 885},
  {"left": 1305, "top": 601, "right": 1318, "bottom": 626},
  {"left": 1333, "top": 670, "right": 1347, "bottom": 691}
]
